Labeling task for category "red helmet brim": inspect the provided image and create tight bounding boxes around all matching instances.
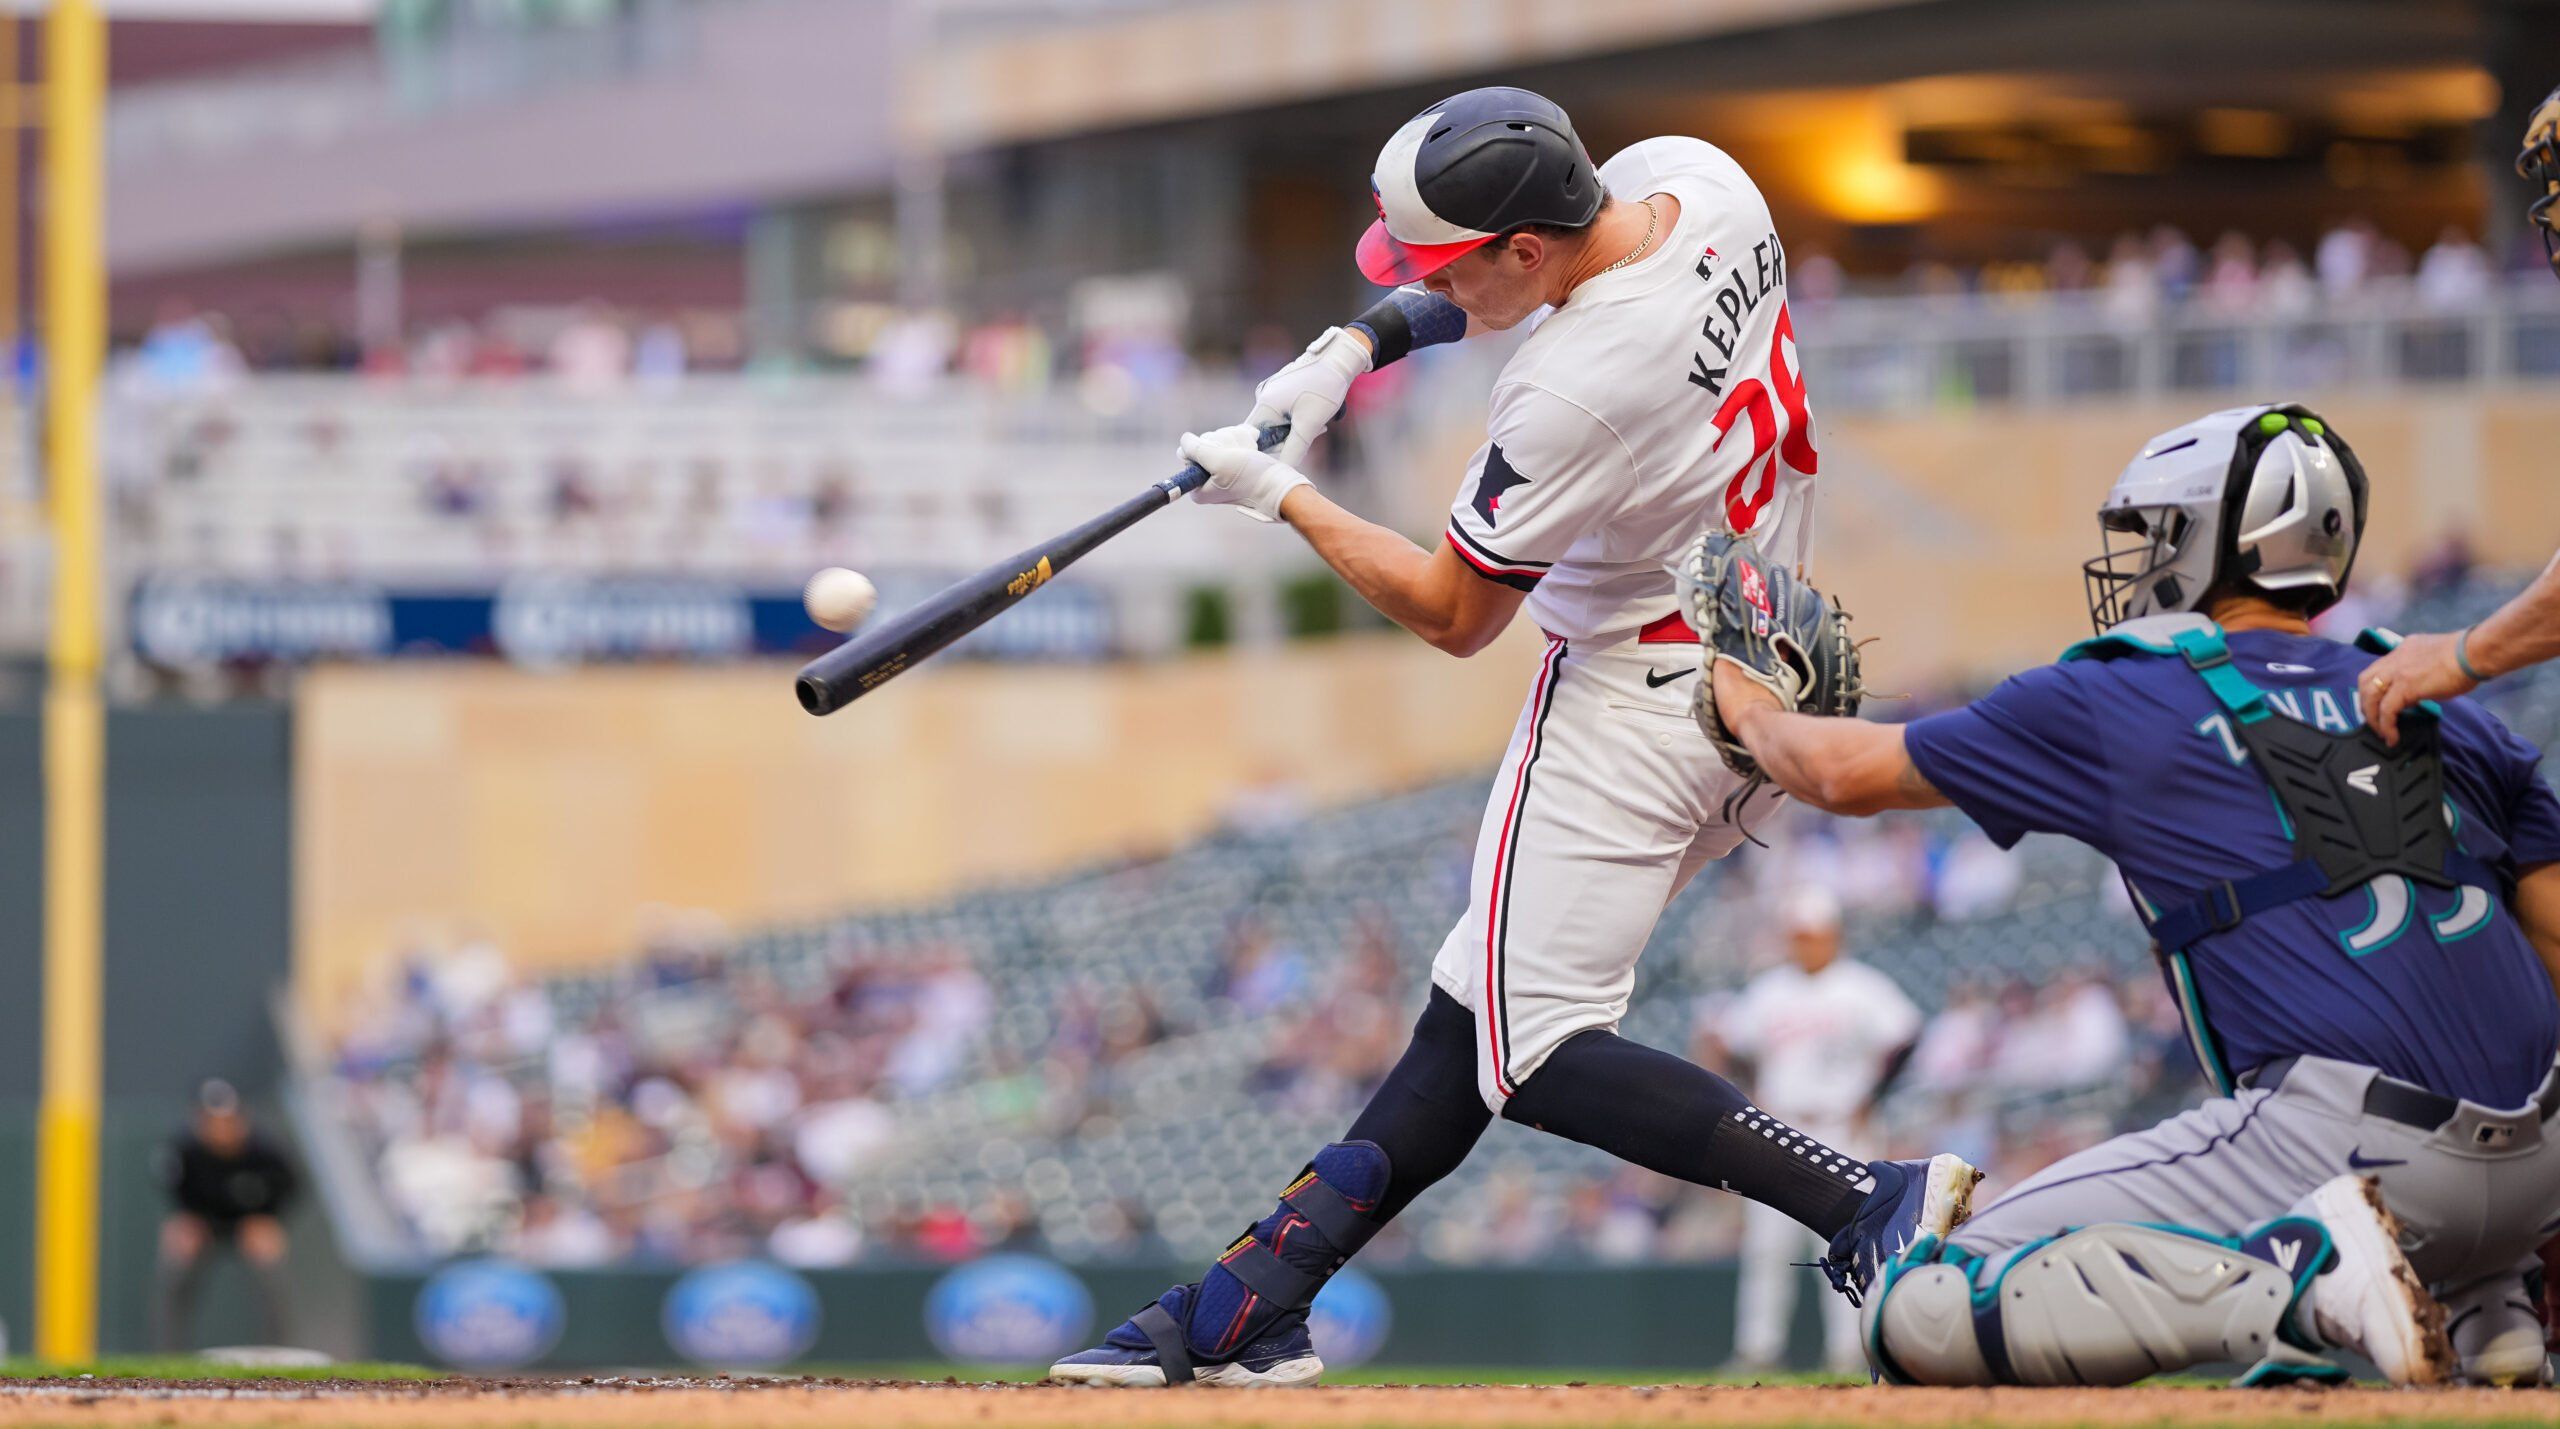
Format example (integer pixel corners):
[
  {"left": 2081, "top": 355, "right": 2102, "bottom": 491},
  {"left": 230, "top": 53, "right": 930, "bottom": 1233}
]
[{"left": 1356, "top": 218, "right": 1493, "bottom": 287}]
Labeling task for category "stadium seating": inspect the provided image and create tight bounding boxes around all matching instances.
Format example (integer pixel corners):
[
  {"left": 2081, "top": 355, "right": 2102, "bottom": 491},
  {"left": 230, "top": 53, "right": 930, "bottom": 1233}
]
[{"left": 315, "top": 570, "right": 2559, "bottom": 1269}]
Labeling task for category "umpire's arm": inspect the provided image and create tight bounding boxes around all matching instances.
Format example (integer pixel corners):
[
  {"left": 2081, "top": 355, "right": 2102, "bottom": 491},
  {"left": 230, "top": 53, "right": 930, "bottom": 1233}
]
[
  {"left": 2362, "top": 551, "right": 2560, "bottom": 743},
  {"left": 1715, "top": 664, "right": 1949, "bottom": 816}
]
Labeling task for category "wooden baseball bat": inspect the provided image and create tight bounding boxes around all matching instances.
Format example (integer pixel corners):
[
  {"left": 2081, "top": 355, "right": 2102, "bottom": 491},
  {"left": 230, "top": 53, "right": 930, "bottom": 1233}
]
[{"left": 794, "top": 421, "right": 1290, "bottom": 715}]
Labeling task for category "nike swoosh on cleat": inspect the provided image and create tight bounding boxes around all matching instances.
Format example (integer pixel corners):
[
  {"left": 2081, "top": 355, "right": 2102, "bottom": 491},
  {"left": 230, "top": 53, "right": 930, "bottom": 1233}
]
[
  {"left": 1645, "top": 667, "right": 1697, "bottom": 687},
  {"left": 2345, "top": 1149, "right": 2407, "bottom": 1170}
]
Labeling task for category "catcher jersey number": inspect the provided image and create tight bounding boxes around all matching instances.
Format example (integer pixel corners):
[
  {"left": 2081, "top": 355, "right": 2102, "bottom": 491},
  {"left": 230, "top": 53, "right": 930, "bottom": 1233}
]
[{"left": 1712, "top": 301, "right": 1819, "bottom": 533}]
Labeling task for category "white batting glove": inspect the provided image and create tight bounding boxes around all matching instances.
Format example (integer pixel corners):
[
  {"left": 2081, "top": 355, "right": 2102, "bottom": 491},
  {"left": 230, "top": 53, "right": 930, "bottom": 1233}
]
[
  {"left": 1180, "top": 424, "right": 1311, "bottom": 524},
  {"left": 1247, "top": 326, "right": 1372, "bottom": 468}
]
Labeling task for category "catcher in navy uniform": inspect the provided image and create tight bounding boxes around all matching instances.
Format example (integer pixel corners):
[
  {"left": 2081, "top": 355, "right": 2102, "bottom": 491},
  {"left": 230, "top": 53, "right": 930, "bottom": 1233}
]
[{"left": 1691, "top": 403, "right": 2560, "bottom": 1387}]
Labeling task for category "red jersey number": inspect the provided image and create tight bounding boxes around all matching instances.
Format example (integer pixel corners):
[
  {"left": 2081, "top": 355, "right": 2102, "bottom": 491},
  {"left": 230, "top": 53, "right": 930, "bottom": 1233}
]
[{"left": 1712, "top": 302, "right": 1818, "bottom": 533}]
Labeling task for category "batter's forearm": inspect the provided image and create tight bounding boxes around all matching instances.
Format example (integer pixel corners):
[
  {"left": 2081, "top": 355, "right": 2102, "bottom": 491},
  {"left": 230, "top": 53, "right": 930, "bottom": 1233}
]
[
  {"left": 2468, "top": 552, "right": 2560, "bottom": 680},
  {"left": 1279, "top": 486, "right": 1480, "bottom": 653}
]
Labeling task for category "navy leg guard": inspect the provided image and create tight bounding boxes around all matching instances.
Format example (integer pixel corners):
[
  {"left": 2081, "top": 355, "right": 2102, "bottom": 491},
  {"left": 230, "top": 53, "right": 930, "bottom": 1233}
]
[{"left": 1184, "top": 1141, "right": 1390, "bottom": 1365}]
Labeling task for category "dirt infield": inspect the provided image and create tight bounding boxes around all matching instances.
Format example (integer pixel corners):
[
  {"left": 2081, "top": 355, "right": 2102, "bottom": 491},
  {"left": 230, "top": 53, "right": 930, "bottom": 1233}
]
[{"left": 0, "top": 1376, "right": 2552, "bottom": 1429}]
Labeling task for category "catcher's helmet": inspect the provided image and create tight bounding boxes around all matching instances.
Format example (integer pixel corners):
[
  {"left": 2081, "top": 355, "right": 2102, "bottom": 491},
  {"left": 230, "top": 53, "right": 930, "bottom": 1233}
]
[
  {"left": 2522, "top": 85, "right": 2560, "bottom": 279},
  {"left": 2082, "top": 403, "right": 2369, "bottom": 636},
  {"left": 1357, "top": 86, "right": 1603, "bottom": 286}
]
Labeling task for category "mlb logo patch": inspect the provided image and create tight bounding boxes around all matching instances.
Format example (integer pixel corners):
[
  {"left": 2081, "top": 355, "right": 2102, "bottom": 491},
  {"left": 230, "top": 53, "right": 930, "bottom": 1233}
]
[{"left": 2472, "top": 1121, "right": 2517, "bottom": 1149}]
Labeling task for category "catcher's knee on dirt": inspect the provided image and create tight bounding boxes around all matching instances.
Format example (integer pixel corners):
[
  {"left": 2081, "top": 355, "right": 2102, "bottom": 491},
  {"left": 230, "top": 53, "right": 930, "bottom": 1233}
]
[
  {"left": 1147, "top": 1140, "right": 1393, "bottom": 1369},
  {"left": 1866, "top": 1220, "right": 2333, "bottom": 1386}
]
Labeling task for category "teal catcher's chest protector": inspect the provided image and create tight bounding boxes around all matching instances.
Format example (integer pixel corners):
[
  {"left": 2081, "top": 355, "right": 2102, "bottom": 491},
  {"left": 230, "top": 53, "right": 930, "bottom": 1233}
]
[
  {"left": 2065, "top": 622, "right": 2503, "bottom": 958},
  {"left": 2064, "top": 621, "right": 2506, "bottom": 1094}
]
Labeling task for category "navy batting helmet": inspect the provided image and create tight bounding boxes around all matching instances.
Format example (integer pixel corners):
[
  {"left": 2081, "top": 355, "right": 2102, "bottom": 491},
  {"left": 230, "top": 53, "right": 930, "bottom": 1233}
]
[{"left": 1357, "top": 87, "right": 1603, "bottom": 286}]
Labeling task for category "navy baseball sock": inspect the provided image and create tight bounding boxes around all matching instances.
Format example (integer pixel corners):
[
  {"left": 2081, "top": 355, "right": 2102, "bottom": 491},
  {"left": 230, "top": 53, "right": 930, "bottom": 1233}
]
[
  {"left": 1346, "top": 987, "right": 1495, "bottom": 1219},
  {"left": 1503, "top": 1028, "right": 1873, "bottom": 1237}
]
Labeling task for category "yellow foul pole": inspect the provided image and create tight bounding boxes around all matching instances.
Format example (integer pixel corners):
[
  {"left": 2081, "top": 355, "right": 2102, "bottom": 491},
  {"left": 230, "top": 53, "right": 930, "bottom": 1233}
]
[{"left": 38, "top": 0, "right": 105, "bottom": 1363}]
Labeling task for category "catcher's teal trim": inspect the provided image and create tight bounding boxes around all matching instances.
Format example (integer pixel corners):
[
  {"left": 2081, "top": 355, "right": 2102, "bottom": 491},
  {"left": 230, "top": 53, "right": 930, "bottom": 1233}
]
[
  {"left": 1863, "top": 1232, "right": 1973, "bottom": 1386},
  {"left": 2266, "top": 788, "right": 2294, "bottom": 840},
  {"left": 2108, "top": 1215, "right": 2330, "bottom": 1355},
  {"left": 2338, "top": 877, "right": 2415, "bottom": 957},
  {"left": 2242, "top": 1215, "right": 2336, "bottom": 1353},
  {"left": 2060, "top": 631, "right": 2183, "bottom": 662},
  {"left": 2234, "top": 1352, "right": 2352, "bottom": 1388},
  {"left": 2166, "top": 948, "right": 2236, "bottom": 1095},
  {"left": 2061, "top": 612, "right": 2219, "bottom": 663},
  {"left": 2172, "top": 627, "right": 2274, "bottom": 724},
  {"left": 2427, "top": 885, "right": 2497, "bottom": 942}
]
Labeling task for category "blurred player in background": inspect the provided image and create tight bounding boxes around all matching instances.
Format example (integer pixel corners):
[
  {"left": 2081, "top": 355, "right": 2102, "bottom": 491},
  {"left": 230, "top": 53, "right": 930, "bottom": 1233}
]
[
  {"left": 1708, "top": 402, "right": 2560, "bottom": 1387},
  {"left": 155, "top": 1080, "right": 299, "bottom": 1351},
  {"left": 1715, "top": 886, "right": 1921, "bottom": 1375},
  {"left": 1053, "top": 84, "right": 1977, "bottom": 1389}
]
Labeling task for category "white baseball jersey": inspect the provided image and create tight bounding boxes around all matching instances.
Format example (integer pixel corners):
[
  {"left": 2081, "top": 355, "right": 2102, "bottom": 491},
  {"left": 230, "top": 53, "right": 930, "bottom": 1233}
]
[
  {"left": 1719, "top": 959, "right": 1923, "bottom": 1127},
  {"left": 1442, "top": 136, "right": 1819, "bottom": 642},
  {"left": 1428, "top": 138, "right": 1823, "bottom": 1110}
]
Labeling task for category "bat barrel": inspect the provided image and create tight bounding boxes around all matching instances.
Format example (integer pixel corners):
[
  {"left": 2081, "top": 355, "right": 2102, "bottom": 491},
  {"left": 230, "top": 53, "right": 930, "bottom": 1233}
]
[{"left": 793, "top": 421, "right": 1286, "bottom": 717}]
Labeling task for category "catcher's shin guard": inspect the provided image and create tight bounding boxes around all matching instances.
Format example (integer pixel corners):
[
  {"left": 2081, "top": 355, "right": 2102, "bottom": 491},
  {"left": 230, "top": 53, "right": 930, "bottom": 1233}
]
[
  {"left": 1137, "top": 1140, "right": 1389, "bottom": 1373},
  {"left": 1866, "top": 1217, "right": 2334, "bottom": 1386}
]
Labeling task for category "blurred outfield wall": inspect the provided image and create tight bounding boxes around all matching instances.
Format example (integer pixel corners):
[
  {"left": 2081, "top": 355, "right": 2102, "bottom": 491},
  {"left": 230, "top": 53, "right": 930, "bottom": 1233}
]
[{"left": 291, "top": 622, "right": 1550, "bottom": 1026}]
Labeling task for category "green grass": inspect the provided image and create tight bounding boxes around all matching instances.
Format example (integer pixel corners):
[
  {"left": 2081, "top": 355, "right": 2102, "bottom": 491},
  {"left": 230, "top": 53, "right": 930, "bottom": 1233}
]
[
  {"left": 804, "top": 1362, "right": 1864, "bottom": 1385},
  {"left": 0, "top": 1356, "right": 440, "bottom": 1381}
]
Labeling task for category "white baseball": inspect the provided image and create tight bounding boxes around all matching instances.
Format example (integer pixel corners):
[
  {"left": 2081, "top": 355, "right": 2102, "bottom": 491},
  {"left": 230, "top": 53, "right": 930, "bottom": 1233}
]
[{"left": 803, "top": 567, "right": 878, "bottom": 633}]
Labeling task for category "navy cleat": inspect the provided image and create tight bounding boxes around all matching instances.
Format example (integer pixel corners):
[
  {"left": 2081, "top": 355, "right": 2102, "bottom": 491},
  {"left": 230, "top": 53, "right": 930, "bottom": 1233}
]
[
  {"left": 1822, "top": 1153, "right": 1984, "bottom": 1308},
  {"left": 1050, "top": 1140, "right": 1386, "bottom": 1385},
  {"left": 1050, "top": 1282, "right": 1323, "bottom": 1387}
]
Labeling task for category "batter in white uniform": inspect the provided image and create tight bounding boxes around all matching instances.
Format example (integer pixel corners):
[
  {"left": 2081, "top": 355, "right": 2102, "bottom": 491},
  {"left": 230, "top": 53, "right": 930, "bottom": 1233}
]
[
  {"left": 1715, "top": 886, "right": 1923, "bottom": 1373},
  {"left": 1053, "top": 86, "right": 1977, "bottom": 1389}
]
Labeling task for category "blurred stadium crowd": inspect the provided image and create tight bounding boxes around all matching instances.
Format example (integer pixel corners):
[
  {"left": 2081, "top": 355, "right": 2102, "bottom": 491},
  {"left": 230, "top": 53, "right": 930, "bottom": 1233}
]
[
  {"left": 313, "top": 557, "right": 2560, "bottom": 1272},
  {"left": 112, "top": 220, "right": 2544, "bottom": 389}
]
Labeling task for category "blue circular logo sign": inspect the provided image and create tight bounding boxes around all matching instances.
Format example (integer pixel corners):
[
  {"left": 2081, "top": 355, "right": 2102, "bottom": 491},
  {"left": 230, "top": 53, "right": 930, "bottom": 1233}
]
[
  {"left": 923, "top": 1255, "right": 1093, "bottom": 1365},
  {"left": 1308, "top": 1266, "right": 1392, "bottom": 1369},
  {"left": 413, "top": 1259, "right": 565, "bottom": 1370},
  {"left": 662, "top": 1260, "right": 822, "bottom": 1368}
]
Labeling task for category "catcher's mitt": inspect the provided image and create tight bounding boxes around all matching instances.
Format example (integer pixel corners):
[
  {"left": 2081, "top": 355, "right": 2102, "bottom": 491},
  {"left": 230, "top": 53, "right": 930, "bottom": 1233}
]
[{"left": 1674, "top": 529, "right": 1863, "bottom": 779}]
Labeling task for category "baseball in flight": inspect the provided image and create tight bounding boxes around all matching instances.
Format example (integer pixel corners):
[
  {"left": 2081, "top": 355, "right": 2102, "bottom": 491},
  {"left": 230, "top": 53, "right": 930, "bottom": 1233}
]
[{"left": 803, "top": 567, "right": 878, "bottom": 633}]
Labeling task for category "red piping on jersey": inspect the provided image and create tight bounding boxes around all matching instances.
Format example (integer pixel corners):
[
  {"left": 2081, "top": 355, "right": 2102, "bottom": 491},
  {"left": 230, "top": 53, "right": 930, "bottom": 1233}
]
[
  {"left": 1444, "top": 520, "right": 1549, "bottom": 577},
  {"left": 1483, "top": 636, "right": 1565, "bottom": 1100},
  {"left": 1447, "top": 539, "right": 1516, "bottom": 579}
]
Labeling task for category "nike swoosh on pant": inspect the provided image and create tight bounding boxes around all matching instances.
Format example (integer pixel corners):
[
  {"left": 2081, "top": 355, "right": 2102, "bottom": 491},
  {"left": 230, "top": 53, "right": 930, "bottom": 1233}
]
[
  {"left": 2345, "top": 1150, "right": 2407, "bottom": 1170},
  {"left": 1644, "top": 667, "right": 1697, "bottom": 688}
]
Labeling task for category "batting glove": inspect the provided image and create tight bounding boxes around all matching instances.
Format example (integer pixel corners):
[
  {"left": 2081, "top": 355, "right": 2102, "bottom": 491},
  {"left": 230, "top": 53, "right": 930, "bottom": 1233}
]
[
  {"left": 1247, "top": 326, "right": 1371, "bottom": 468},
  {"left": 1181, "top": 424, "right": 1311, "bottom": 524}
]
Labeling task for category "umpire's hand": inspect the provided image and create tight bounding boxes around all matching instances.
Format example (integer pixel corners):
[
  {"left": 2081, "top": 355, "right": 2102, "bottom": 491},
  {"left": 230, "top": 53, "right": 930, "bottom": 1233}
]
[{"left": 2359, "top": 632, "right": 2475, "bottom": 746}]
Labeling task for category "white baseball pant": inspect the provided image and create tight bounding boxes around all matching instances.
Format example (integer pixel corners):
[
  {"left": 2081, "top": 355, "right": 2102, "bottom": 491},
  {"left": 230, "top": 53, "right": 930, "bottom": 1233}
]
[{"left": 1429, "top": 629, "right": 1774, "bottom": 1113}]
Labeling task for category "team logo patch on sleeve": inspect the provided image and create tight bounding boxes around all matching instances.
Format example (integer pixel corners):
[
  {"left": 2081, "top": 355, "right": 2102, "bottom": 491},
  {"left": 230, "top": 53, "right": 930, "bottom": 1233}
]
[{"left": 1470, "top": 444, "right": 1531, "bottom": 526}]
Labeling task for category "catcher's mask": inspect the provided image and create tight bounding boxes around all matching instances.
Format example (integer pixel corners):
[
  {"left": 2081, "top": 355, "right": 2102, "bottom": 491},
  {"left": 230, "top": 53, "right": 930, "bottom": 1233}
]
[
  {"left": 2523, "top": 85, "right": 2560, "bottom": 280},
  {"left": 2082, "top": 403, "right": 2369, "bottom": 636}
]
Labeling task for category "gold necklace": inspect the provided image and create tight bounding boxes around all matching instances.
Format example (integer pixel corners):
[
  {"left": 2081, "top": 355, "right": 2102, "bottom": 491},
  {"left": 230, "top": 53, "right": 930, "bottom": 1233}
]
[{"left": 1601, "top": 198, "right": 1660, "bottom": 275}]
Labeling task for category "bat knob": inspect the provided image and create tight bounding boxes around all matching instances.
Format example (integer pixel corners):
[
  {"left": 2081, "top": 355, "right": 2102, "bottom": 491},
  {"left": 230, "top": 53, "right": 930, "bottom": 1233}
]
[{"left": 796, "top": 673, "right": 836, "bottom": 715}]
